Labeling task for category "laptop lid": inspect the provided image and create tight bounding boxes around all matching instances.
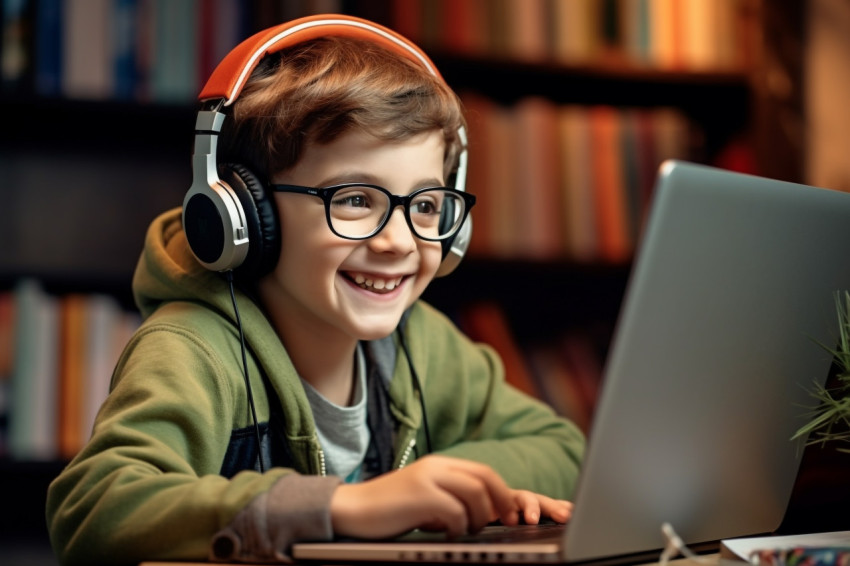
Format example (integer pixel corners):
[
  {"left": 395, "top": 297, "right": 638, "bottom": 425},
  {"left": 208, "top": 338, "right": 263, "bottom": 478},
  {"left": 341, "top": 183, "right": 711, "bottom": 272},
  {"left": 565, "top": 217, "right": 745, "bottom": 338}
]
[
  {"left": 292, "top": 160, "right": 850, "bottom": 564},
  {"left": 563, "top": 159, "right": 849, "bottom": 561}
]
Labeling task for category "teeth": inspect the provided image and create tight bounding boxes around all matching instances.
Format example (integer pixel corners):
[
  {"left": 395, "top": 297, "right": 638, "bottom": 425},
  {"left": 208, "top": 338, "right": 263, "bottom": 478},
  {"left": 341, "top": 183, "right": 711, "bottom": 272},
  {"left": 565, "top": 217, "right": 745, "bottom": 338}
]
[{"left": 351, "top": 273, "right": 403, "bottom": 292}]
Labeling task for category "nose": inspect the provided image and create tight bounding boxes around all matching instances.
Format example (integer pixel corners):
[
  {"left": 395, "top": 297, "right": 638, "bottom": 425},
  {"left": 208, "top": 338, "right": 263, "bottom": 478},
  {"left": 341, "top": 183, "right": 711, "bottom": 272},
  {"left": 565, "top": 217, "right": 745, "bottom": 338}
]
[{"left": 368, "top": 207, "right": 417, "bottom": 254}]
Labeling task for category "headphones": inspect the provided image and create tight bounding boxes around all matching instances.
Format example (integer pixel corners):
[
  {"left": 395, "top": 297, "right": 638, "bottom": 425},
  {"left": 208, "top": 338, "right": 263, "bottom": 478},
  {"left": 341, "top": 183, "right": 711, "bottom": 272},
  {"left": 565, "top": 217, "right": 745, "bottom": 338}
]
[{"left": 182, "top": 14, "right": 472, "bottom": 280}]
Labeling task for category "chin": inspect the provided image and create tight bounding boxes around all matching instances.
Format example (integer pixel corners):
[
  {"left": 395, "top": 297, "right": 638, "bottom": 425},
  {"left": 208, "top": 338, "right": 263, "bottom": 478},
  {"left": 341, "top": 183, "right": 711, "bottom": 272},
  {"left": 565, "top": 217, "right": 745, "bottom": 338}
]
[
  {"left": 353, "top": 325, "right": 400, "bottom": 342},
  {"left": 349, "top": 314, "right": 407, "bottom": 341}
]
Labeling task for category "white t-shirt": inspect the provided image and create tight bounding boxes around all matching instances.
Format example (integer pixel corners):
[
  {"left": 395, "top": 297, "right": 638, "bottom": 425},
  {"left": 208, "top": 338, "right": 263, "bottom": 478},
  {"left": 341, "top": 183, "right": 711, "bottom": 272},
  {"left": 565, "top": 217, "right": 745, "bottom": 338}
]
[{"left": 300, "top": 345, "right": 370, "bottom": 482}]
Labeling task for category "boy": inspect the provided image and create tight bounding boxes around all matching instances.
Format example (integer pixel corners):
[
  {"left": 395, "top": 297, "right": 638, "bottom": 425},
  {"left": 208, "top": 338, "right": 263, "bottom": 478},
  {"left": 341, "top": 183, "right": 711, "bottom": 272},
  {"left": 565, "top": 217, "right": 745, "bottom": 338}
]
[{"left": 46, "top": 14, "right": 585, "bottom": 565}]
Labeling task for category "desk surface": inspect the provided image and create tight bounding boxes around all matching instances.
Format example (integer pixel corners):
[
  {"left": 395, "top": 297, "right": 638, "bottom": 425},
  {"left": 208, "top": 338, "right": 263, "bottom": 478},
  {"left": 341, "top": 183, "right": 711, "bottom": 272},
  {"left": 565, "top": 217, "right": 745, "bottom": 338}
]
[{"left": 139, "top": 553, "right": 726, "bottom": 566}]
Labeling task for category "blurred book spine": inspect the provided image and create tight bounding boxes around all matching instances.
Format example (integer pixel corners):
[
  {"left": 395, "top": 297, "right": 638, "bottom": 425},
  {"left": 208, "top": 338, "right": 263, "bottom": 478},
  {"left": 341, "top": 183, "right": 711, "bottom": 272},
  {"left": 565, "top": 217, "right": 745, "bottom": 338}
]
[
  {"left": 2, "top": 279, "right": 140, "bottom": 461},
  {"left": 463, "top": 96, "right": 693, "bottom": 263}
]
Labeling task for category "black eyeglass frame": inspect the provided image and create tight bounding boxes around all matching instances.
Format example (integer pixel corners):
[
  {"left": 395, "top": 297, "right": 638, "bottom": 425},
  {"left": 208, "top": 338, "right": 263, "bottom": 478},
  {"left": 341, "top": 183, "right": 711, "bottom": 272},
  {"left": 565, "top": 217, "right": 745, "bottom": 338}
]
[{"left": 269, "top": 183, "right": 476, "bottom": 241}]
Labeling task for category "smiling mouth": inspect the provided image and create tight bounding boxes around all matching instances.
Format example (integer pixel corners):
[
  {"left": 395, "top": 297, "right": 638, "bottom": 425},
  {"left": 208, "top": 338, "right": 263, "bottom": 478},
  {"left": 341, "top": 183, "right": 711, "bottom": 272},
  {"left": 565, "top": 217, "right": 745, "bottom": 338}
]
[{"left": 346, "top": 272, "right": 405, "bottom": 294}]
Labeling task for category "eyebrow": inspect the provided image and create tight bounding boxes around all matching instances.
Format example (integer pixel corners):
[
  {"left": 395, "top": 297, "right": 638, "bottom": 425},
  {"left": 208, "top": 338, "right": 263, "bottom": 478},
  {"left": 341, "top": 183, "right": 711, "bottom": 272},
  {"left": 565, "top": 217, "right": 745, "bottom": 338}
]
[{"left": 317, "top": 173, "right": 446, "bottom": 192}]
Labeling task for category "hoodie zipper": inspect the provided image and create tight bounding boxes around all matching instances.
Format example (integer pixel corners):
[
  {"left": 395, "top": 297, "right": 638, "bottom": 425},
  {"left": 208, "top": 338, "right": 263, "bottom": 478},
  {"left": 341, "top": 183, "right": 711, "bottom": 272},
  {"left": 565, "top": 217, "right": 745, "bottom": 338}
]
[
  {"left": 317, "top": 445, "right": 327, "bottom": 476},
  {"left": 397, "top": 437, "right": 416, "bottom": 469}
]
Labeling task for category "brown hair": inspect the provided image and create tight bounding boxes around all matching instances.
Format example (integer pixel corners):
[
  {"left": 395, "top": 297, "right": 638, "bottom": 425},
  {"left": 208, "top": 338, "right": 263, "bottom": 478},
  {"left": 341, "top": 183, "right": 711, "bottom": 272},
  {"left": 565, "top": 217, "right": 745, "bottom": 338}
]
[{"left": 217, "top": 36, "right": 466, "bottom": 182}]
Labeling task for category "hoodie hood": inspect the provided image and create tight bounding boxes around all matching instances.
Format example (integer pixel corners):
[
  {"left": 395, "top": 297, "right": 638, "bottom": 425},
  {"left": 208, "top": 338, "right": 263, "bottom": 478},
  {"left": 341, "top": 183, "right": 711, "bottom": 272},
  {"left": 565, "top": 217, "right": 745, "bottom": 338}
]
[
  {"left": 133, "top": 207, "right": 328, "bottom": 450},
  {"left": 133, "top": 207, "right": 234, "bottom": 320}
]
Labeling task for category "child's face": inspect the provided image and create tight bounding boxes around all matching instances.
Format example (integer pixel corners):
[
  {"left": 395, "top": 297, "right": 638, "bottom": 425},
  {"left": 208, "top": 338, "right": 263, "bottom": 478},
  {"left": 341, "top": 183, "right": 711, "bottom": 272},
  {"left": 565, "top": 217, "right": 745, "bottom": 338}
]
[{"left": 262, "top": 128, "right": 446, "bottom": 343}]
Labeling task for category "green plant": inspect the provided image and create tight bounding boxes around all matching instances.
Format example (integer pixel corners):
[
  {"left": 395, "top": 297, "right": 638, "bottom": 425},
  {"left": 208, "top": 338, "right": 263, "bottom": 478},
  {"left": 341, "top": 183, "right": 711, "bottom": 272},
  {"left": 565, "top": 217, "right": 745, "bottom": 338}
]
[{"left": 792, "top": 291, "right": 850, "bottom": 451}]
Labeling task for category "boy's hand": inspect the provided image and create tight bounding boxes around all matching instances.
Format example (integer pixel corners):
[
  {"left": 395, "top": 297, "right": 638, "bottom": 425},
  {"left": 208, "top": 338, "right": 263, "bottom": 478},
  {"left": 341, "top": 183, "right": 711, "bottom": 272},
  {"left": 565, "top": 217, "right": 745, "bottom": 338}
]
[{"left": 329, "top": 455, "right": 573, "bottom": 539}]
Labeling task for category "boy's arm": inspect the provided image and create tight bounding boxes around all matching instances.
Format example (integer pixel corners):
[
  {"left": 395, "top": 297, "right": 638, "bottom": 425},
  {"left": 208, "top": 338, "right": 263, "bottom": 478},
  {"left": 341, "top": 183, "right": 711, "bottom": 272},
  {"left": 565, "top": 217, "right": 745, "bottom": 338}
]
[
  {"left": 405, "top": 302, "right": 587, "bottom": 501},
  {"left": 45, "top": 325, "right": 336, "bottom": 566}
]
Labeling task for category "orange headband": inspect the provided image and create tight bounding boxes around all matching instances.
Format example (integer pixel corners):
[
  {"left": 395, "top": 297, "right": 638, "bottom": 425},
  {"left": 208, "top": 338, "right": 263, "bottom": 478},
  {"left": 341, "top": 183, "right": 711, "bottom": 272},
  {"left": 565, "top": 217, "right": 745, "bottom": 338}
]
[{"left": 198, "top": 13, "right": 444, "bottom": 105}]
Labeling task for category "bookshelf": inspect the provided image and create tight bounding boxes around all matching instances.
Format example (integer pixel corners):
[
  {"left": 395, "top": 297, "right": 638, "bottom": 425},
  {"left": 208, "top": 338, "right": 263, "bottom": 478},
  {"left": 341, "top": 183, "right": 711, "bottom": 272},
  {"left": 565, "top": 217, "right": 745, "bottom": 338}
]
[{"left": 3, "top": 0, "right": 817, "bottom": 559}]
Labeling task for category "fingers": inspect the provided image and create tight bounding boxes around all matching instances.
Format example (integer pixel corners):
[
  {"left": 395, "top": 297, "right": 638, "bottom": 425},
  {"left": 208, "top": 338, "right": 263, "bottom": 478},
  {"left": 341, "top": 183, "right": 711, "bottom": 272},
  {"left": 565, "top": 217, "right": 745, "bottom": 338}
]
[
  {"left": 330, "top": 456, "right": 509, "bottom": 538},
  {"left": 413, "top": 458, "right": 575, "bottom": 531},
  {"left": 330, "top": 455, "right": 576, "bottom": 541},
  {"left": 433, "top": 458, "right": 518, "bottom": 530},
  {"left": 431, "top": 466, "right": 496, "bottom": 533},
  {"left": 418, "top": 485, "right": 471, "bottom": 536},
  {"left": 513, "top": 490, "right": 575, "bottom": 524},
  {"left": 513, "top": 490, "right": 542, "bottom": 524},
  {"left": 545, "top": 498, "right": 574, "bottom": 523}
]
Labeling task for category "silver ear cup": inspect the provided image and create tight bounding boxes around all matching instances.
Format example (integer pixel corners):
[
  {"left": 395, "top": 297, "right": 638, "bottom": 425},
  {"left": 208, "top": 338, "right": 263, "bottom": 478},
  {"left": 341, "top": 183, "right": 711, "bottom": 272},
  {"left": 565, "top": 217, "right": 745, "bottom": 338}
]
[{"left": 435, "top": 215, "right": 471, "bottom": 278}]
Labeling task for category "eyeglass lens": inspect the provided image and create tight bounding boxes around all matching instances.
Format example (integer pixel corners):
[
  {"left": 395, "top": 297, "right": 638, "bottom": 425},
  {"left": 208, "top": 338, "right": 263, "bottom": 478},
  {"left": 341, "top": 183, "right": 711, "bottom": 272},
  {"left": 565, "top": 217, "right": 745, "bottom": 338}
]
[{"left": 328, "top": 186, "right": 464, "bottom": 240}]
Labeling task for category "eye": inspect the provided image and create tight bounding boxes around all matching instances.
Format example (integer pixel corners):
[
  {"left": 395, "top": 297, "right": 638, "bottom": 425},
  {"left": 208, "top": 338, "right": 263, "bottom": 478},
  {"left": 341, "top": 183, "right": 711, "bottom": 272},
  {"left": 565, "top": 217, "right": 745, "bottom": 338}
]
[
  {"left": 410, "top": 193, "right": 442, "bottom": 215},
  {"left": 412, "top": 201, "right": 438, "bottom": 214},
  {"left": 331, "top": 188, "right": 372, "bottom": 209}
]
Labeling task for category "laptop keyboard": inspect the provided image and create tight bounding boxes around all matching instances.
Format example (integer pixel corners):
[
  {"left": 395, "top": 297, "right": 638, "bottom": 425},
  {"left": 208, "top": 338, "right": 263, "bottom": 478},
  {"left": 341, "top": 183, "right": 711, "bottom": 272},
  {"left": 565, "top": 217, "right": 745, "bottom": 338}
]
[{"left": 449, "top": 522, "right": 566, "bottom": 544}]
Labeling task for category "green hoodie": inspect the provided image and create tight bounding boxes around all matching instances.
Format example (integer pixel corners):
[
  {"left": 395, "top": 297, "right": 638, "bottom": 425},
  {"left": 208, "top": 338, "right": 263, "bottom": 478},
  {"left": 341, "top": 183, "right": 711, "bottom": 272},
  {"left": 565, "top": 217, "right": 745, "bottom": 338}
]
[{"left": 45, "top": 208, "right": 585, "bottom": 565}]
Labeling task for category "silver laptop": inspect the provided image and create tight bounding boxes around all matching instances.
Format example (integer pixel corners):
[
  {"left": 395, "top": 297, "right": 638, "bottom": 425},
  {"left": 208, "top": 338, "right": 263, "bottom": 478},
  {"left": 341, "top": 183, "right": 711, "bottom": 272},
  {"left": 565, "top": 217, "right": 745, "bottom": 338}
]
[{"left": 292, "top": 160, "right": 850, "bottom": 564}]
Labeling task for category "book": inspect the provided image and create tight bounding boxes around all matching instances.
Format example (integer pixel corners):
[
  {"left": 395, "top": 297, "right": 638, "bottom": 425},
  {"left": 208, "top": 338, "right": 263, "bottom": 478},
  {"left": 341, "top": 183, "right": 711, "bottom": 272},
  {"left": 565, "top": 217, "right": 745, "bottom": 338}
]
[
  {"left": 589, "top": 105, "right": 631, "bottom": 263},
  {"left": 720, "top": 531, "right": 850, "bottom": 563},
  {"left": 619, "top": 108, "right": 641, "bottom": 245},
  {"left": 33, "top": 0, "right": 61, "bottom": 96},
  {"left": 461, "top": 92, "right": 495, "bottom": 257},
  {"left": 58, "top": 293, "right": 87, "bottom": 460},
  {"left": 62, "top": 0, "right": 112, "bottom": 99},
  {"left": 648, "top": 0, "right": 680, "bottom": 70},
  {"left": 506, "top": 0, "right": 547, "bottom": 62},
  {"left": 83, "top": 296, "right": 139, "bottom": 443},
  {"left": 133, "top": 0, "right": 155, "bottom": 102},
  {"left": 683, "top": 0, "right": 720, "bottom": 70},
  {"left": 197, "top": 0, "right": 246, "bottom": 92},
  {"left": 0, "top": 290, "right": 14, "bottom": 381},
  {"left": 4, "top": 283, "right": 142, "bottom": 461},
  {"left": 632, "top": 108, "right": 660, "bottom": 223},
  {"left": 438, "top": 0, "right": 481, "bottom": 55},
  {"left": 551, "top": 0, "right": 599, "bottom": 64},
  {"left": 558, "top": 105, "right": 598, "bottom": 261},
  {"left": 513, "top": 96, "right": 563, "bottom": 259},
  {"left": 652, "top": 107, "right": 690, "bottom": 170},
  {"left": 486, "top": 0, "right": 512, "bottom": 58},
  {"left": 113, "top": 0, "right": 139, "bottom": 100},
  {"left": 485, "top": 103, "right": 519, "bottom": 258},
  {"left": 0, "top": 290, "right": 14, "bottom": 456},
  {"left": 8, "top": 279, "right": 60, "bottom": 461},
  {"left": 619, "top": 0, "right": 651, "bottom": 66},
  {"left": 150, "top": 0, "right": 197, "bottom": 103},
  {"left": 213, "top": 0, "right": 248, "bottom": 69}
]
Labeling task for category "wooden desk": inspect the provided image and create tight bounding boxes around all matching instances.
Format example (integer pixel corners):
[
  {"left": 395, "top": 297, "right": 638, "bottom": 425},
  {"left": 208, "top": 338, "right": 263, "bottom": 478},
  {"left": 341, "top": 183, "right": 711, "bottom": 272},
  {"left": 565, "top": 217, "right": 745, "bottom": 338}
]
[{"left": 140, "top": 553, "right": 726, "bottom": 566}]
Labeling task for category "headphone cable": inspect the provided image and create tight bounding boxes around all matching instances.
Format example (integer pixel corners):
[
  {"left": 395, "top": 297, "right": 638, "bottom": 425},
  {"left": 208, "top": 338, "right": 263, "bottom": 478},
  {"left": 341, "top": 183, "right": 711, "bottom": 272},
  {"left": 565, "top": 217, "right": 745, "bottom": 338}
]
[
  {"left": 396, "top": 324, "right": 432, "bottom": 455},
  {"left": 225, "top": 271, "right": 266, "bottom": 473}
]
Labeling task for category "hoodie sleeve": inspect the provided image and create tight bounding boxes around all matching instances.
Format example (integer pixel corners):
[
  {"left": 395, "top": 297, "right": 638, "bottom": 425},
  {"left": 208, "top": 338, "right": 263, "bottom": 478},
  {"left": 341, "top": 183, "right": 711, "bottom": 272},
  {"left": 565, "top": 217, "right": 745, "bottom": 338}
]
[
  {"left": 44, "top": 318, "right": 335, "bottom": 566},
  {"left": 404, "top": 302, "right": 586, "bottom": 501}
]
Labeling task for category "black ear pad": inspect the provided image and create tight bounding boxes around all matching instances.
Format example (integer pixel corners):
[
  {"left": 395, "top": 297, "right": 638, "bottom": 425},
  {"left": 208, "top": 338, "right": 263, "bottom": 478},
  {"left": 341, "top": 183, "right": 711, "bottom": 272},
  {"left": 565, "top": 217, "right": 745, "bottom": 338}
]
[{"left": 218, "top": 163, "right": 281, "bottom": 278}]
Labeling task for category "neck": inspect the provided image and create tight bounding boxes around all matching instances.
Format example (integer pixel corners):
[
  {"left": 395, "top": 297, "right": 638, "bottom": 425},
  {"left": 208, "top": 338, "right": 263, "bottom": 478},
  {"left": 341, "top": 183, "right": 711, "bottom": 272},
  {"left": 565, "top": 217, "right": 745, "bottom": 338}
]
[
  {"left": 297, "top": 340, "right": 359, "bottom": 407},
  {"left": 259, "top": 288, "right": 359, "bottom": 407}
]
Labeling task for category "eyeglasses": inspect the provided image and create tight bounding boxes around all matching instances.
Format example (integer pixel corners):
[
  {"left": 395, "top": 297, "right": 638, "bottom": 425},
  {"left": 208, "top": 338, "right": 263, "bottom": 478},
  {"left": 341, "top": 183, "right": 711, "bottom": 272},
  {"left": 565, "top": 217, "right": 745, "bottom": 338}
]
[{"left": 269, "top": 183, "right": 476, "bottom": 241}]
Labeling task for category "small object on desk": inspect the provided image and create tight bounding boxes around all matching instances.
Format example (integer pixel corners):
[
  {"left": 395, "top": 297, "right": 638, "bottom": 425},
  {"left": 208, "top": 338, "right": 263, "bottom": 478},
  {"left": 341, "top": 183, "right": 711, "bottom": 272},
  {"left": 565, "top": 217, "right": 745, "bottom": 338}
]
[
  {"left": 720, "top": 531, "right": 850, "bottom": 565},
  {"left": 748, "top": 546, "right": 850, "bottom": 566}
]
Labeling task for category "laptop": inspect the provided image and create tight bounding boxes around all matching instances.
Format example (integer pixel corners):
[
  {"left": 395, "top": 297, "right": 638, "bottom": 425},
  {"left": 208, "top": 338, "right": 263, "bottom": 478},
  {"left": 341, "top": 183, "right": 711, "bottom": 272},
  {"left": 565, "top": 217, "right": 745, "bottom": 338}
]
[{"left": 292, "top": 160, "right": 850, "bottom": 564}]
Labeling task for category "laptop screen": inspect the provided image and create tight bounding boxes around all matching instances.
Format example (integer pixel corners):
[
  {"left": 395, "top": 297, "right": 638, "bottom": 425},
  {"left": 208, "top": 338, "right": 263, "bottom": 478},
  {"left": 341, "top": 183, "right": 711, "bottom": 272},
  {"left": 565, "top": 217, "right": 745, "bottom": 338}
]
[{"left": 563, "top": 160, "right": 850, "bottom": 561}]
